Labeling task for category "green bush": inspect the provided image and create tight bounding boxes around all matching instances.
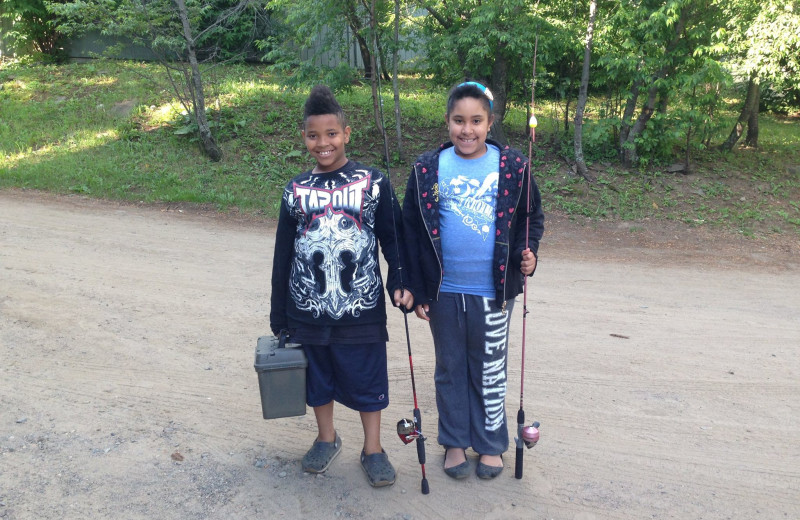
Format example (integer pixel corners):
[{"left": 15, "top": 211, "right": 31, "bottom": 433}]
[{"left": 1, "top": 0, "right": 66, "bottom": 60}]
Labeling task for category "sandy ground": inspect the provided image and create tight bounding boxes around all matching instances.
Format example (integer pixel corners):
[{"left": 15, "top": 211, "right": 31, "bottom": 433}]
[{"left": 1, "top": 188, "right": 799, "bottom": 520}]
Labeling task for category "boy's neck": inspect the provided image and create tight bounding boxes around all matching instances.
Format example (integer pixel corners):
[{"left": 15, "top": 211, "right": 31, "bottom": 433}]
[{"left": 312, "top": 158, "right": 349, "bottom": 174}]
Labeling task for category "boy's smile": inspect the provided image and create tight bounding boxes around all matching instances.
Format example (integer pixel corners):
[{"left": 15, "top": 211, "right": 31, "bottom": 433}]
[{"left": 303, "top": 114, "right": 351, "bottom": 173}]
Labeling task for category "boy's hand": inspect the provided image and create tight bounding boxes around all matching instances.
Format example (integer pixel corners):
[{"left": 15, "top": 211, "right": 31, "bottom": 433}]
[
  {"left": 521, "top": 248, "right": 537, "bottom": 275},
  {"left": 393, "top": 288, "right": 414, "bottom": 310},
  {"left": 414, "top": 304, "right": 430, "bottom": 322}
]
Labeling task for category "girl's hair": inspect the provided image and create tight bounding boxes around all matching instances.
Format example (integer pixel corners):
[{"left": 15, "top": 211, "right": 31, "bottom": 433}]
[
  {"left": 303, "top": 85, "right": 347, "bottom": 127},
  {"left": 446, "top": 81, "right": 494, "bottom": 116}
]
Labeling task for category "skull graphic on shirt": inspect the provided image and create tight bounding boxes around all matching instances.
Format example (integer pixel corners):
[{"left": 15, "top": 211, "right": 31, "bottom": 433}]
[{"left": 291, "top": 206, "right": 380, "bottom": 319}]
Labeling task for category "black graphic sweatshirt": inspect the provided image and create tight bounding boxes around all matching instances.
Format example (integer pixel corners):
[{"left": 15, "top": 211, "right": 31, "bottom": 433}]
[{"left": 270, "top": 160, "right": 408, "bottom": 338}]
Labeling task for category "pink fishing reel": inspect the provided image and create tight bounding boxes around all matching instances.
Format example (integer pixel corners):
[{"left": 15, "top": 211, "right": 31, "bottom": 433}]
[
  {"left": 522, "top": 421, "right": 540, "bottom": 449},
  {"left": 397, "top": 418, "right": 421, "bottom": 445}
]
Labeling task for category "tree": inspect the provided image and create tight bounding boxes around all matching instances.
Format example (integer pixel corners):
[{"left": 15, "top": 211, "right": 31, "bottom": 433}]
[
  {"left": 718, "top": 0, "right": 800, "bottom": 151},
  {"left": 172, "top": 0, "right": 224, "bottom": 161},
  {"left": 390, "top": 0, "right": 404, "bottom": 160},
  {"left": 1, "top": 0, "right": 65, "bottom": 57},
  {"left": 595, "top": 0, "right": 727, "bottom": 166},
  {"left": 368, "top": 0, "right": 384, "bottom": 134},
  {"left": 417, "top": 0, "right": 541, "bottom": 144},
  {"left": 573, "top": 0, "right": 598, "bottom": 180},
  {"left": 265, "top": 0, "right": 412, "bottom": 162},
  {"left": 265, "top": 0, "right": 398, "bottom": 87},
  {"left": 48, "top": 0, "right": 262, "bottom": 161}
]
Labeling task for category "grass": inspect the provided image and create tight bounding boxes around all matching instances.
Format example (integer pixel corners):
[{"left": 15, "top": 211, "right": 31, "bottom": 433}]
[{"left": 2, "top": 59, "right": 799, "bottom": 237}]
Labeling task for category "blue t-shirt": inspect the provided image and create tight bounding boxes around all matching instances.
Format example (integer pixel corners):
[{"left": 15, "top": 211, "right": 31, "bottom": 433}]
[{"left": 438, "top": 144, "right": 499, "bottom": 298}]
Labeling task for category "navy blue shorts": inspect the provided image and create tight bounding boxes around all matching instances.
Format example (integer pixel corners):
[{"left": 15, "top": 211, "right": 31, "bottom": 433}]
[{"left": 303, "top": 342, "right": 389, "bottom": 412}]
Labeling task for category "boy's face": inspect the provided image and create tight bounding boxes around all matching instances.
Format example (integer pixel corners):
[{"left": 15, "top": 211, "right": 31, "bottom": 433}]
[{"left": 302, "top": 114, "right": 351, "bottom": 173}]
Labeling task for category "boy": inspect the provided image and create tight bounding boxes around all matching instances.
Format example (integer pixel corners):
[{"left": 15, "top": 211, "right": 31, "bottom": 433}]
[{"left": 269, "top": 85, "right": 413, "bottom": 487}]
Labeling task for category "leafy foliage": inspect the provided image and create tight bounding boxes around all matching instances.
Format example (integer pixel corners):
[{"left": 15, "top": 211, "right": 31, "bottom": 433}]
[
  {"left": 7, "top": 0, "right": 800, "bottom": 167},
  {"left": 726, "top": 0, "right": 800, "bottom": 113},
  {"left": 1, "top": 0, "right": 66, "bottom": 59}
]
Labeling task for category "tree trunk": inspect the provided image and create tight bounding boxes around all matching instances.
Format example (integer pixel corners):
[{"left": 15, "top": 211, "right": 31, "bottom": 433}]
[
  {"left": 377, "top": 41, "right": 391, "bottom": 82},
  {"left": 392, "top": 0, "right": 403, "bottom": 161},
  {"left": 656, "top": 89, "right": 669, "bottom": 115},
  {"left": 702, "top": 83, "right": 721, "bottom": 148},
  {"left": 619, "top": 76, "right": 642, "bottom": 149},
  {"left": 621, "top": 84, "right": 657, "bottom": 167},
  {"left": 368, "top": 0, "right": 384, "bottom": 134},
  {"left": 354, "top": 32, "right": 374, "bottom": 79},
  {"left": 684, "top": 84, "right": 698, "bottom": 172},
  {"left": 745, "top": 82, "right": 759, "bottom": 147},
  {"left": 574, "top": 0, "right": 598, "bottom": 181},
  {"left": 488, "top": 49, "right": 509, "bottom": 145},
  {"left": 344, "top": 2, "right": 373, "bottom": 79},
  {"left": 620, "top": 8, "right": 688, "bottom": 166},
  {"left": 174, "top": 0, "right": 222, "bottom": 162},
  {"left": 719, "top": 73, "right": 758, "bottom": 151}
]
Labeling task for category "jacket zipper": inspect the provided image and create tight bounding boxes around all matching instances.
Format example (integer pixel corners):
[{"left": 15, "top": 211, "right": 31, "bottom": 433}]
[
  {"left": 414, "top": 163, "right": 443, "bottom": 301},
  {"left": 501, "top": 160, "right": 527, "bottom": 314}
]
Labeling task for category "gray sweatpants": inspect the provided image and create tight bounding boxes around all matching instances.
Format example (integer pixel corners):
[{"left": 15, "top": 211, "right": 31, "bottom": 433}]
[{"left": 428, "top": 292, "right": 515, "bottom": 455}]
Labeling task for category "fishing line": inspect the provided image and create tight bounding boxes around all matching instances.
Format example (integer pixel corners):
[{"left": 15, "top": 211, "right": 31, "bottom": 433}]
[
  {"left": 515, "top": 30, "right": 541, "bottom": 480},
  {"left": 371, "top": 0, "right": 429, "bottom": 495}
]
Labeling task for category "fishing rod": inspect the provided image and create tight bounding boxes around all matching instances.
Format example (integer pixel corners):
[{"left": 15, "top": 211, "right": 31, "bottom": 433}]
[
  {"left": 370, "top": 0, "right": 429, "bottom": 495},
  {"left": 515, "top": 31, "right": 541, "bottom": 481}
]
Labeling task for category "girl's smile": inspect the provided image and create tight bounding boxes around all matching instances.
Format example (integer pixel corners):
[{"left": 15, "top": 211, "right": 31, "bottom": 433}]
[{"left": 446, "top": 96, "right": 494, "bottom": 160}]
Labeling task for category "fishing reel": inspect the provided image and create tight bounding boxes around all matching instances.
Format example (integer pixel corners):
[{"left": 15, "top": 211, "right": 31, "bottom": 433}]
[
  {"left": 396, "top": 417, "right": 423, "bottom": 445},
  {"left": 521, "top": 421, "right": 540, "bottom": 449}
]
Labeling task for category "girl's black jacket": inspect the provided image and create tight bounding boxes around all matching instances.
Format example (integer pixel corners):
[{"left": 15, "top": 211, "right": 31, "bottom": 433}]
[{"left": 402, "top": 140, "right": 545, "bottom": 311}]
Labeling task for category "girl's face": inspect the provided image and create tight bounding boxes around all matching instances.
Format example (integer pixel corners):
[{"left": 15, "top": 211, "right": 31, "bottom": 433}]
[
  {"left": 302, "top": 114, "right": 351, "bottom": 173},
  {"left": 446, "top": 96, "right": 494, "bottom": 160}
]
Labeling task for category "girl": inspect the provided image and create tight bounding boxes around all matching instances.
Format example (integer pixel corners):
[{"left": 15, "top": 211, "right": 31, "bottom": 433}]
[{"left": 402, "top": 81, "right": 544, "bottom": 480}]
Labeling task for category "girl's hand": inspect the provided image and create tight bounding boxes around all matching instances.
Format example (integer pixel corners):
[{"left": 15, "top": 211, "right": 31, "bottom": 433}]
[
  {"left": 521, "top": 248, "right": 537, "bottom": 275},
  {"left": 414, "top": 304, "right": 430, "bottom": 321},
  {"left": 393, "top": 288, "right": 414, "bottom": 310}
]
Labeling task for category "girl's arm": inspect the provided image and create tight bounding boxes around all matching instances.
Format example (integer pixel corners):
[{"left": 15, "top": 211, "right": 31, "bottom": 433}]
[
  {"left": 512, "top": 161, "right": 545, "bottom": 275},
  {"left": 401, "top": 165, "right": 428, "bottom": 306}
]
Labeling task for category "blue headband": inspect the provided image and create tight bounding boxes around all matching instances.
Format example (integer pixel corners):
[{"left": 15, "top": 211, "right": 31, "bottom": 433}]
[{"left": 457, "top": 81, "right": 494, "bottom": 111}]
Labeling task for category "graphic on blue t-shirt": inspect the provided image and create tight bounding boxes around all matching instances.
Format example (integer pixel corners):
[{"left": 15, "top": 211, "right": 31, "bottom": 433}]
[
  {"left": 438, "top": 145, "right": 499, "bottom": 298},
  {"left": 440, "top": 169, "right": 498, "bottom": 241}
]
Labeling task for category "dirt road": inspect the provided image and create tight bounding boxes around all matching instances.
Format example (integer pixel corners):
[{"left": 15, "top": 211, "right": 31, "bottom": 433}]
[{"left": 2, "top": 189, "right": 798, "bottom": 520}]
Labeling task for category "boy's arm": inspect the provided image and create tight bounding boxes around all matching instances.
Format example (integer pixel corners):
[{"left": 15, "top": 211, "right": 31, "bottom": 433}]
[
  {"left": 269, "top": 190, "right": 296, "bottom": 335},
  {"left": 401, "top": 166, "right": 428, "bottom": 306},
  {"left": 373, "top": 173, "right": 410, "bottom": 304}
]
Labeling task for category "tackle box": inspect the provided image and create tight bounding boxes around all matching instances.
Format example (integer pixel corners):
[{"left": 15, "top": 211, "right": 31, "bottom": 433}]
[{"left": 254, "top": 333, "right": 307, "bottom": 419}]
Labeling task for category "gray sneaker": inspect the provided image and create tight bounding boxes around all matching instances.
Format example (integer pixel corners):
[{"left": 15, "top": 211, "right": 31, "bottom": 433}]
[
  {"left": 360, "top": 449, "right": 396, "bottom": 487},
  {"left": 302, "top": 433, "right": 342, "bottom": 473}
]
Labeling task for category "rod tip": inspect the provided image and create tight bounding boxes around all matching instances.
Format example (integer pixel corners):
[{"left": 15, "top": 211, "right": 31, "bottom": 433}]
[{"left": 421, "top": 478, "right": 430, "bottom": 494}]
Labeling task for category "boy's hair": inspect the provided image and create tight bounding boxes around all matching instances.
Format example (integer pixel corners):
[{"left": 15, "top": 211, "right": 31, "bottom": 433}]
[
  {"left": 303, "top": 85, "right": 347, "bottom": 128},
  {"left": 446, "top": 81, "right": 494, "bottom": 116}
]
